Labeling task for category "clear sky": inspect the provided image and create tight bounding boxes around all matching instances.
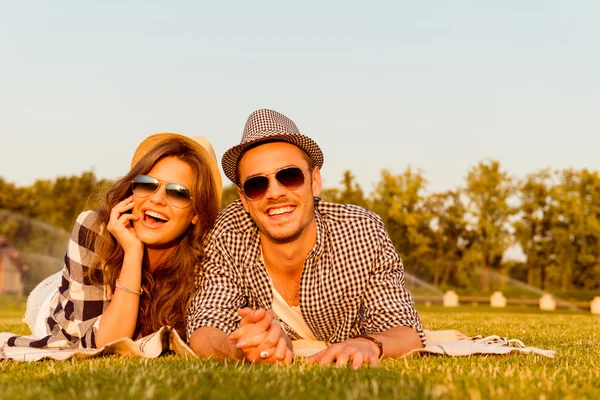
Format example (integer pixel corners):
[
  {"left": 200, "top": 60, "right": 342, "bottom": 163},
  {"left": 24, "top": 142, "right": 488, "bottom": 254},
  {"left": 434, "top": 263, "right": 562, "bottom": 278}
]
[{"left": 1, "top": 1, "right": 598, "bottom": 194}]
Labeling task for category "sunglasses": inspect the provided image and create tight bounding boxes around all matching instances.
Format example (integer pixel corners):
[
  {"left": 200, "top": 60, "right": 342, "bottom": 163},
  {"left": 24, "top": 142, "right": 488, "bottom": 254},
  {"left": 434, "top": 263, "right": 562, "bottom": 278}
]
[
  {"left": 241, "top": 166, "right": 307, "bottom": 201},
  {"left": 131, "top": 175, "right": 193, "bottom": 209}
]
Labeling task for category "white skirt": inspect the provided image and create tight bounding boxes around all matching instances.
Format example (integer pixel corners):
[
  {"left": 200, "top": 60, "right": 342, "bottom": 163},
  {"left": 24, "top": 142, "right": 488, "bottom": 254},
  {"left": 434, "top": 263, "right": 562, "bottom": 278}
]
[{"left": 22, "top": 271, "right": 62, "bottom": 338}]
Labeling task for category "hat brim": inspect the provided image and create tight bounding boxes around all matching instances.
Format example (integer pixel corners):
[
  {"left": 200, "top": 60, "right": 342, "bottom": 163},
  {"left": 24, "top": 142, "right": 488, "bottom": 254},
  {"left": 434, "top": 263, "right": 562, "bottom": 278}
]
[
  {"left": 221, "top": 132, "right": 324, "bottom": 183},
  {"left": 131, "top": 133, "right": 223, "bottom": 209}
]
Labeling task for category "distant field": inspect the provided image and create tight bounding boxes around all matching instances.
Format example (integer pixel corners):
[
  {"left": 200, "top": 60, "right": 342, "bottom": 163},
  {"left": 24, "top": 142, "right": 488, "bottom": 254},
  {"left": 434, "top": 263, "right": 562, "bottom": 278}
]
[{"left": 1, "top": 299, "right": 599, "bottom": 400}]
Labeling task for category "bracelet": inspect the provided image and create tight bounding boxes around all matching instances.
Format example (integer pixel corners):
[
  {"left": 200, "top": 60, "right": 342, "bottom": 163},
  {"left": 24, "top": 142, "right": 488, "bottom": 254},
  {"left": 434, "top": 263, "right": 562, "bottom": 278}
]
[
  {"left": 352, "top": 334, "right": 384, "bottom": 359},
  {"left": 115, "top": 280, "right": 143, "bottom": 295}
]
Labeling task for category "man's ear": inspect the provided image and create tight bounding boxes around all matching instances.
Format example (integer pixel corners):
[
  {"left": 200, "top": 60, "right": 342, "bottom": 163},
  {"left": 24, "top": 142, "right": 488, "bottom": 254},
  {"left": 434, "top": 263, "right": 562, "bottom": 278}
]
[
  {"left": 311, "top": 166, "right": 322, "bottom": 197},
  {"left": 191, "top": 214, "right": 199, "bottom": 225},
  {"left": 237, "top": 186, "right": 250, "bottom": 212}
]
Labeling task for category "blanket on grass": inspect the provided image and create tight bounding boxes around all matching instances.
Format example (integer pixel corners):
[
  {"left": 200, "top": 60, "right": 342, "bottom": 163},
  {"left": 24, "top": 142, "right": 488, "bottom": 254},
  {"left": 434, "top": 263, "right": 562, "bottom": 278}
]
[{"left": 0, "top": 328, "right": 555, "bottom": 362}]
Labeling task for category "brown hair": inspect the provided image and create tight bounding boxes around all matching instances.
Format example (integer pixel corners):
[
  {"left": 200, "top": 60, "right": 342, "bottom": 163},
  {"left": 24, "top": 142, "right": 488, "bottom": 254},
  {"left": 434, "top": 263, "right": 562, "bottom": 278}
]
[{"left": 87, "top": 138, "right": 220, "bottom": 338}]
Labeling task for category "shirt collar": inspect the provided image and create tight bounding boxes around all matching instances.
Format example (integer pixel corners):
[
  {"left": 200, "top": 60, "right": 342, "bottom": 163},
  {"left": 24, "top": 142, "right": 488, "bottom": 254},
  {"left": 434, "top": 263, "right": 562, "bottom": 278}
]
[
  {"left": 306, "top": 199, "right": 326, "bottom": 261},
  {"left": 242, "top": 197, "right": 327, "bottom": 268}
]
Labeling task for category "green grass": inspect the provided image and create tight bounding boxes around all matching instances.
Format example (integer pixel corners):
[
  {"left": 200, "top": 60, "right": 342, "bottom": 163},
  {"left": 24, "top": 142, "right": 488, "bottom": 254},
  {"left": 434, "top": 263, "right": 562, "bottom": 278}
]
[
  {"left": 0, "top": 295, "right": 27, "bottom": 310},
  {"left": 1, "top": 301, "right": 599, "bottom": 400}
]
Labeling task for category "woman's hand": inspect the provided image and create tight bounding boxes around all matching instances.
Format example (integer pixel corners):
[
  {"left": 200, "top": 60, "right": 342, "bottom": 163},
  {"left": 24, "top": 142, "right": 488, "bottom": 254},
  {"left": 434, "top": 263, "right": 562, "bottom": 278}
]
[
  {"left": 106, "top": 196, "right": 143, "bottom": 256},
  {"left": 97, "top": 196, "right": 144, "bottom": 347}
]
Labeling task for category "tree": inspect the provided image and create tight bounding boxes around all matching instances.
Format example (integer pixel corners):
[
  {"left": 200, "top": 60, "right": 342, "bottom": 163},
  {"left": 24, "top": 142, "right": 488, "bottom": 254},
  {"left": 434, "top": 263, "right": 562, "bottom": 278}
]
[
  {"left": 372, "top": 168, "right": 432, "bottom": 278},
  {"left": 0, "top": 177, "right": 30, "bottom": 213},
  {"left": 425, "top": 190, "right": 470, "bottom": 288},
  {"left": 0, "top": 171, "right": 107, "bottom": 268},
  {"left": 514, "top": 169, "right": 556, "bottom": 289},
  {"left": 549, "top": 169, "right": 600, "bottom": 290},
  {"left": 463, "top": 159, "right": 515, "bottom": 292},
  {"left": 221, "top": 183, "right": 240, "bottom": 209},
  {"left": 320, "top": 170, "right": 368, "bottom": 208}
]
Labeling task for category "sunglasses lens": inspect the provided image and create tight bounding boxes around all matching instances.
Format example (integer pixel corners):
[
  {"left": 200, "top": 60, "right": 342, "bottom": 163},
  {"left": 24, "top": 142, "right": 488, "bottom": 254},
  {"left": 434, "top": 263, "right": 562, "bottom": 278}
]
[
  {"left": 166, "top": 184, "right": 192, "bottom": 208},
  {"left": 132, "top": 176, "right": 159, "bottom": 197},
  {"left": 242, "top": 167, "right": 306, "bottom": 200},
  {"left": 276, "top": 167, "right": 305, "bottom": 189},
  {"left": 132, "top": 176, "right": 192, "bottom": 208},
  {"left": 243, "top": 176, "right": 270, "bottom": 200}
]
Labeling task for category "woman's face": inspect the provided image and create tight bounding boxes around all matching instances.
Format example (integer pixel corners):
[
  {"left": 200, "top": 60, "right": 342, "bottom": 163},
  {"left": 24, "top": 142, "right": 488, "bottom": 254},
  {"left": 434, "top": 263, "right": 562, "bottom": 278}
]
[{"left": 131, "top": 156, "right": 198, "bottom": 251}]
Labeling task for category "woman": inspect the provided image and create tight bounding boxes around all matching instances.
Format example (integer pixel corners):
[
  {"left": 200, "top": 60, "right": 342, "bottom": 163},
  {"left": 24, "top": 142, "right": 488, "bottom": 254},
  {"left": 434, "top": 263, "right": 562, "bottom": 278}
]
[{"left": 7, "top": 133, "right": 222, "bottom": 349}]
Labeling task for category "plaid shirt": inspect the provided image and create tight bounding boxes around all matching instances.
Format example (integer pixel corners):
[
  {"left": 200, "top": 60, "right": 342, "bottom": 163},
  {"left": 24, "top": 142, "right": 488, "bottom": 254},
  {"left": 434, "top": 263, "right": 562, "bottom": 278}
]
[
  {"left": 187, "top": 199, "right": 426, "bottom": 346},
  {"left": 8, "top": 211, "right": 109, "bottom": 349}
]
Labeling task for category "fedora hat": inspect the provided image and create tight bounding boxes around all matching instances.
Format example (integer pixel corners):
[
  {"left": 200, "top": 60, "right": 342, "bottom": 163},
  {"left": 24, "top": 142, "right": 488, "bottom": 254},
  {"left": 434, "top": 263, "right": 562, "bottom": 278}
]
[
  {"left": 131, "top": 133, "right": 223, "bottom": 208},
  {"left": 221, "top": 109, "right": 324, "bottom": 183}
]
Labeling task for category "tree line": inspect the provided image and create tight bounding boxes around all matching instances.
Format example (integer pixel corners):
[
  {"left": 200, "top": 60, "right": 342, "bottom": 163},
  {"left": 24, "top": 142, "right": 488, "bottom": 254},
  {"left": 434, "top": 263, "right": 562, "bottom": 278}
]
[{"left": 1, "top": 160, "right": 599, "bottom": 297}]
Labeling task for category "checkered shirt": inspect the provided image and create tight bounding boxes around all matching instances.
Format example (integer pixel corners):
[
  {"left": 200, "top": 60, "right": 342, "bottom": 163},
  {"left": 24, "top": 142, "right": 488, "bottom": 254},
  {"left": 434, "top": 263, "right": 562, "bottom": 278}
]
[
  {"left": 187, "top": 199, "right": 426, "bottom": 346},
  {"left": 7, "top": 211, "right": 109, "bottom": 349}
]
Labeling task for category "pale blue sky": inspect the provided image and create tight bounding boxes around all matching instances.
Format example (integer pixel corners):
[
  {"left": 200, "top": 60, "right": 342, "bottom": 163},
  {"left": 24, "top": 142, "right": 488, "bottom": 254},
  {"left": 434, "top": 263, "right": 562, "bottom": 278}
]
[{"left": 1, "top": 1, "right": 598, "bottom": 194}]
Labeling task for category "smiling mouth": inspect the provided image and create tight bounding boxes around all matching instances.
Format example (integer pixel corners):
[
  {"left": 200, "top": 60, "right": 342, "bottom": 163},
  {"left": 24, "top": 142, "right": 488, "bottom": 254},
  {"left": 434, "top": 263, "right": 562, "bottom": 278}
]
[
  {"left": 143, "top": 210, "right": 169, "bottom": 226},
  {"left": 267, "top": 206, "right": 295, "bottom": 216}
]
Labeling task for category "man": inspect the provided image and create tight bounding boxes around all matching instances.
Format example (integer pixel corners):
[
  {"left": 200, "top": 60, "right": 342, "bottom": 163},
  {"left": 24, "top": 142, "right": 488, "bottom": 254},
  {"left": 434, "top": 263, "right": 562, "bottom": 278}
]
[{"left": 187, "top": 109, "right": 425, "bottom": 368}]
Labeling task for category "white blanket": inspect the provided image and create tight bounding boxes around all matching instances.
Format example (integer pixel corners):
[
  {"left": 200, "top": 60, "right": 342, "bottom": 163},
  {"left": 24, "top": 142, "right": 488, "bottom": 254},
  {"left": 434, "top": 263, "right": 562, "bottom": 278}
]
[
  {"left": 292, "top": 329, "right": 556, "bottom": 358},
  {"left": 1, "top": 328, "right": 555, "bottom": 362},
  {"left": 0, "top": 326, "right": 194, "bottom": 362}
]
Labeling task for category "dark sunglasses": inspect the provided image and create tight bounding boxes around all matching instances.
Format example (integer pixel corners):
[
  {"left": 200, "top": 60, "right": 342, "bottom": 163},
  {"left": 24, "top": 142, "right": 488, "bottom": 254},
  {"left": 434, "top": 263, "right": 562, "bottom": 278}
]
[
  {"left": 131, "top": 175, "right": 193, "bottom": 209},
  {"left": 241, "top": 166, "right": 307, "bottom": 201}
]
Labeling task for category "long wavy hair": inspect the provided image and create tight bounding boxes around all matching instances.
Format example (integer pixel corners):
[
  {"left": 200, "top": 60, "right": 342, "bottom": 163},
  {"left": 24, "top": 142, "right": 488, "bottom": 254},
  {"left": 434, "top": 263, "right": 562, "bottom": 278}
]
[{"left": 87, "top": 138, "right": 220, "bottom": 338}]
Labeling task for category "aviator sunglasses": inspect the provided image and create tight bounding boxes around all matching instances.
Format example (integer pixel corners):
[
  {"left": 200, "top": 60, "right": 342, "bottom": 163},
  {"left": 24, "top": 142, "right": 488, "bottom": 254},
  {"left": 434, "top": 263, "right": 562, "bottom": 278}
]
[
  {"left": 131, "top": 175, "right": 193, "bottom": 209},
  {"left": 241, "top": 166, "right": 307, "bottom": 200}
]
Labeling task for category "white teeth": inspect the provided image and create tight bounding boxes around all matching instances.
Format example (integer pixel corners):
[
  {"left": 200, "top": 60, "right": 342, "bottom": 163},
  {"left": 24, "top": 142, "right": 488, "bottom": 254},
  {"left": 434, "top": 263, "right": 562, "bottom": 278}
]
[
  {"left": 268, "top": 206, "right": 294, "bottom": 216},
  {"left": 145, "top": 210, "right": 169, "bottom": 221}
]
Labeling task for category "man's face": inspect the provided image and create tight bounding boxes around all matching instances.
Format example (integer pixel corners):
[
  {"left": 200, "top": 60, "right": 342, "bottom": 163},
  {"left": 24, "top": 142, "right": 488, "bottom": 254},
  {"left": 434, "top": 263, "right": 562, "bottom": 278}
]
[{"left": 237, "top": 142, "right": 321, "bottom": 244}]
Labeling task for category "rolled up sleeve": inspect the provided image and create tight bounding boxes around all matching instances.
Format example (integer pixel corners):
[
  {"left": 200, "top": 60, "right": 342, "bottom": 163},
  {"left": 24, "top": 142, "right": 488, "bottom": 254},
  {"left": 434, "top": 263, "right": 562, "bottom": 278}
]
[
  {"left": 361, "top": 223, "right": 426, "bottom": 346},
  {"left": 186, "top": 237, "right": 247, "bottom": 340}
]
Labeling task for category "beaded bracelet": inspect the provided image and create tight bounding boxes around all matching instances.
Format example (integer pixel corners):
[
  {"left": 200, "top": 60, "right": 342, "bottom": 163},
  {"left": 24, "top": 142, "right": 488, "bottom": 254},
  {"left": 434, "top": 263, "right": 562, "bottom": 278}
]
[
  {"left": 115, "top": 280, "right": 143, "bottom": 295},
  {"left": 352, "top": 334, "right": 384, "bottom": 358}
]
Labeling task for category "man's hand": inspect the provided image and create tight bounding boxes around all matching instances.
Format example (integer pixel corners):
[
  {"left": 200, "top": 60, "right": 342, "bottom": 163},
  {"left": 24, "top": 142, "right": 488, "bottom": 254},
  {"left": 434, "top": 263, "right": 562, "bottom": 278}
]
[
  {"left": 305, "top": 337, "right": 381, "bottom": 369},
  {"left": 228, "top": 308, "right": 293, "bottom": 365},
  {"left": 305, "top": 326, "right": 423, "bottom": 369}
]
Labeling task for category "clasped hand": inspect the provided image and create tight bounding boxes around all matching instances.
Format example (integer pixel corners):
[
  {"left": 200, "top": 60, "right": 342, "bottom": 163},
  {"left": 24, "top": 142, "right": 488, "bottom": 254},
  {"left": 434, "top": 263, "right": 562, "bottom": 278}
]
[{"left": 228, "top": 308, "right": 293, "bottom": 365}]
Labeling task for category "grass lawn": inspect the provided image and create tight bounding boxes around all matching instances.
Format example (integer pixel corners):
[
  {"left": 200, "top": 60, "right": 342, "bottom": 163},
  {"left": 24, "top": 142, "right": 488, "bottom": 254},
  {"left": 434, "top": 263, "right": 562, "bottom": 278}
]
[{"left": 1, "top": 297, "right": 599, "bottom": 400}]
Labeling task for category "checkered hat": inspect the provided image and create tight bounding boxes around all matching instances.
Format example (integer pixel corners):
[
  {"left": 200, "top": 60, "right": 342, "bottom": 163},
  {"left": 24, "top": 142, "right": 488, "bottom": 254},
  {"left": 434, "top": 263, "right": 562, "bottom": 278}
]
[{"left": 221, "top": 109, "right": 324, "bottom": 183}]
